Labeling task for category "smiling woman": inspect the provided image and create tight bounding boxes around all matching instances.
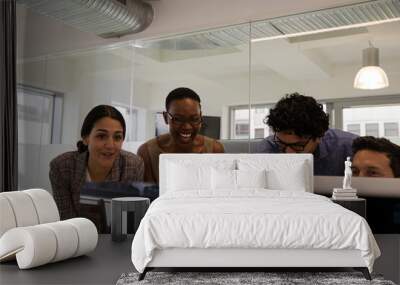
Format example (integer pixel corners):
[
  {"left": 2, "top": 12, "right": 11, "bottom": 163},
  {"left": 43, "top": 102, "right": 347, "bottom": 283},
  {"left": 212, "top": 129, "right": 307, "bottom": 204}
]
[
  {"left": 137, "top": 87, "right": 225, "bottom": 184},
  {"left": 49, "top": 105, "right": 144, "bottom": 220}
]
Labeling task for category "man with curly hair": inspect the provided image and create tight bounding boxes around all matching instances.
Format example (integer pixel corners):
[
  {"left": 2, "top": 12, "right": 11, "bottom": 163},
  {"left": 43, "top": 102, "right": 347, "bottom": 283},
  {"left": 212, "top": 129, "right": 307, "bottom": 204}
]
[{"left": 257, "top": 93, "right": 357, "bottom": 176}]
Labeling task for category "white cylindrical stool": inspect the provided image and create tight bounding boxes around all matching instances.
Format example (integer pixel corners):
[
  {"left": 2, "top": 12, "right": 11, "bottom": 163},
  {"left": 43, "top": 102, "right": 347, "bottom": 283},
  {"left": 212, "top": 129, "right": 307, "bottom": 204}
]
[{"left": 111, "top": 197, "right": 150, "bottom": 242}]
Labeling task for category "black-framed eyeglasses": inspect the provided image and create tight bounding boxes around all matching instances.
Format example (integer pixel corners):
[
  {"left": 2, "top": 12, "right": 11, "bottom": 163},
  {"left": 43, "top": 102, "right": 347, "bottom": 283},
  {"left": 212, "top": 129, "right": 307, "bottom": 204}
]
[
  {"left": 273, "top": 133, "right": 312, "bottom": 152},
  {"left": 166, "top": 112, "right": 203, "bottom": 126}
]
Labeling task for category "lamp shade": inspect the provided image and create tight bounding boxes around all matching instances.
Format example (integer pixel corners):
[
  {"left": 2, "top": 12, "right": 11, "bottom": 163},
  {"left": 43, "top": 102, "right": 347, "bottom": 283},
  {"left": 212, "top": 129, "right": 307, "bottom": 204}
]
[
  {"left": 353, "top": 66, "right": 389, "bottom": 90},
  {"left": 354, "top": 46, "right": 389, "bottom": 90}
]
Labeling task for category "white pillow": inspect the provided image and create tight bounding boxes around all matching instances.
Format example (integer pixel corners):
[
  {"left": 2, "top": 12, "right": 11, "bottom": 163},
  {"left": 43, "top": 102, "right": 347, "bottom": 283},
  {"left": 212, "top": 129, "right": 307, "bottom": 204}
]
[
  {"left": 211, "top": 169, "right": 267, "bottom": 190},
  {"left": 266, "top": 160, "right": 308, "bottom": 191},
  {"left": 236, "top": 169, "right": 267, "bottom": 189},
  {"left": 211, "top": 168, "right": 237, "bottom": 190},
  {"left": 237, "top": 158, "right": 309, "bottom": 191},
  {"left": 167, "top": 162, "right": 212, "bottom": 191}
]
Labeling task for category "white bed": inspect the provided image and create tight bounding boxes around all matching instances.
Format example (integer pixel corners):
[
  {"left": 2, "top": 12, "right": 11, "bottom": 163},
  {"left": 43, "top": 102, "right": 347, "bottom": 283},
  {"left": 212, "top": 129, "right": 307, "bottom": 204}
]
[{"left": 131, "top": 154, "right": 380, "bottom": 280}]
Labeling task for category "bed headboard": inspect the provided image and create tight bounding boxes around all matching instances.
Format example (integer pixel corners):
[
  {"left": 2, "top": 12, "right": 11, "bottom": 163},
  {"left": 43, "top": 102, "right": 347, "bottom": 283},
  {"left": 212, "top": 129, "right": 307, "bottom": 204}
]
[{"left": 159, "top": 153, "right": 313, "bottom": 196}]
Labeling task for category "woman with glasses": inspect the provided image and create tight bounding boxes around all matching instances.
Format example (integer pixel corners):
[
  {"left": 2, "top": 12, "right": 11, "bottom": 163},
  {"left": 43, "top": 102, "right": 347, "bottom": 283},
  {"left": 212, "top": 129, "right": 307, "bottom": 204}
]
[
  {"left": 137, "top": 87, "right": 224, "bottom": 184},
  {"left": 257, "top": 93, "right": 357, "bottom": 176}
]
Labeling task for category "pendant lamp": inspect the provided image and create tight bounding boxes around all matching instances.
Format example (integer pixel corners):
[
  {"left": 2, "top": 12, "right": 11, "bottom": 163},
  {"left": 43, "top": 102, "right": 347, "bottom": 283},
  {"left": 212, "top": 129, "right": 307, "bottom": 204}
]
[{"left": 354, "top": 43, "right": 389, "bottom": 90}]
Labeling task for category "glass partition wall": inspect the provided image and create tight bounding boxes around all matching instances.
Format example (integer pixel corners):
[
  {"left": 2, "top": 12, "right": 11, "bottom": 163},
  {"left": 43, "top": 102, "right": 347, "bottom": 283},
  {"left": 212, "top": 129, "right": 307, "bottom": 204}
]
[
  {"left": 17, "top": 1, "right": 400, "bottom": 192},
  {"left": 17, "top": 45, "right": 139, "bottom": 191},
  {"left": 131, "top": 23, "right": 251, "bottom": 143},
  {"left": 250, "top": 11, "right": 400, "bottom": 145},
  {"left": 16, "top": 22, "right": 252, "bottom": 191}
]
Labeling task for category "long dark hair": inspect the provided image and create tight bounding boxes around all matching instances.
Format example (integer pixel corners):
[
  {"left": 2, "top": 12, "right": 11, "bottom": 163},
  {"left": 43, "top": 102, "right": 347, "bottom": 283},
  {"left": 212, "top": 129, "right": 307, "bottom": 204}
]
[{"left": 77, "top": 105, "right": 126, "bottom": 153}]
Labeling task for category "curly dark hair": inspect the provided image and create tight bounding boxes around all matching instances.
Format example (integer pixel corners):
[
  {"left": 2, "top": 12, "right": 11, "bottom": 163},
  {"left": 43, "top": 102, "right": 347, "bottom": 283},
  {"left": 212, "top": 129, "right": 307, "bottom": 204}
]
[
  {"left": 352, "top": 136, "right": 400, "bottom": 177},
  {"left": 265, "top": 93, "right": 329, "bottom": 138}
]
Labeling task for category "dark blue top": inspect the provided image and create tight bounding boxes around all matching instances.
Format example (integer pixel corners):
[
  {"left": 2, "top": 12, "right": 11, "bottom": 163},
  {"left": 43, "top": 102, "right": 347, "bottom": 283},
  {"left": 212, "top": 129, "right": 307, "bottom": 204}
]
[{"left": 256, "top": 129, "right": 358, "bottom": 176}]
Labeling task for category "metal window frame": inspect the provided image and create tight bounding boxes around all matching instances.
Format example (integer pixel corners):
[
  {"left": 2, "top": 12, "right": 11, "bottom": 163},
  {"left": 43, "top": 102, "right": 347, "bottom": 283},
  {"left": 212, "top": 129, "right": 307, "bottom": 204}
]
[
  {"left": 229, "top": 103, "right": 274, "bottom": 139},
  {"left": 228, "top": 94, "right": 400, "bottom": 140},
  {"left": 17, "top": 84, "right": 63, "bottom": 144},
  {"left": 384, "top": 122, "right": 399, "bottom": 137},
  {"left": 330, "top": 94, "right": 400, "bottom": 130},
  {"left": 228, "top": 101, "right": 329, "bottom": 139},
  {"left": 346, "top": 123, "right": 362, "bottom": 135},
  {"left": 365, "top": 122, "right": 380, "bottom": 137},
  {"left": 111, "top": 102, "right": 139, "bottom": 141}
]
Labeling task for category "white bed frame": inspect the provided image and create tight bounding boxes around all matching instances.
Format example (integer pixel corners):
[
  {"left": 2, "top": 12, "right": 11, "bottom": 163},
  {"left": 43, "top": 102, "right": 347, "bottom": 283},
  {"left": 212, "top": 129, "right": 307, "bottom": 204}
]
[
  {"left": 140, "top": 154, "right": 371, "bottom": 280},
  {"left": 148, "top": 248, "right": 365, "bottom": 268}
]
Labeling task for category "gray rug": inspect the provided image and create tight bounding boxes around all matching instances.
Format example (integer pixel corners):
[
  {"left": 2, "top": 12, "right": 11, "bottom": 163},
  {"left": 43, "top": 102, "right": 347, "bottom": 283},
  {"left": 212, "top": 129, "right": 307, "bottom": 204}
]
[{"left": 116, "top": 272, "right": 396, "bottom": 285}]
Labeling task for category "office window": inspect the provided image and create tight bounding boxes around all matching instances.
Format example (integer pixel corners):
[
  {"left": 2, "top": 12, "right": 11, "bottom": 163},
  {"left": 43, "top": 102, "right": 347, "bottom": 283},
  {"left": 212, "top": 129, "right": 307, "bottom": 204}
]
[
  {"left": 365, "top": 123, "right": 379, "bottom": 137},
  {"left": 17, "top": 85, "right": 62, "bottom": 144},
  {"left": 155, "top": 112, "right": 169, "bottom": 136},
  {"left": 235, "top": 123, "right": 250, "bottom": 136},
  {"left": 254, "top": 107, "right": 265, "bottom": 114},
  {"left": 346, "top": 124, "right": 361, "bottom": 136},
  {"left": 230, "top": 105, "right": 270, "bottom": 139},
  {"left": 384, "top": 122, "right": 399, "bottom": 137},
  {"left": 342, "top": 104, "right": 400, "bottom": 143},
  {"left": 113, "top": 104, "right": 138, "bottom": 141},
  {"left": 229, "top": 103, "right": 332, "bottom": 140},
  {"left": 230, "top": 108, "right": 249, "bottom": 139},
  {"left": 252, "top": 106, "right": 269, "bottom": 139},
  {"left": 254, "top": 128, "right": 265, "bottom": 139}
]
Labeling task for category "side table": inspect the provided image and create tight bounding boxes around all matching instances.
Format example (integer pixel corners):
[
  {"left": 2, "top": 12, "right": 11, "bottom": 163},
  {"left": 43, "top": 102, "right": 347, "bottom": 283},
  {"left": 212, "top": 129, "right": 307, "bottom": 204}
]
[
  {"left": 111, "top": 197, "right": 150, "bottom": 242},
  {"left": 331, "top": 197, "right": 366, "bottom": 219}
]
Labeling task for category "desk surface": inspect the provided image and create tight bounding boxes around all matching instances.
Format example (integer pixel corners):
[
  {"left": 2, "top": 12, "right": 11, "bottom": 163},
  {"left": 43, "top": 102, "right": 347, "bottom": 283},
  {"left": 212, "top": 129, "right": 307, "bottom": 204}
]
[{"left": 0, "top": 235, "right": 133, "bottom": 285}]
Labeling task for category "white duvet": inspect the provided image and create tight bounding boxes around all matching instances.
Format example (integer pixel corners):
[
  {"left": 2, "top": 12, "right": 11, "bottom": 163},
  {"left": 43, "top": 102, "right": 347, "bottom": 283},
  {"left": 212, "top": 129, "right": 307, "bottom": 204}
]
[{"left": 131, "top": 190, "right": 380, "bottom": 273}]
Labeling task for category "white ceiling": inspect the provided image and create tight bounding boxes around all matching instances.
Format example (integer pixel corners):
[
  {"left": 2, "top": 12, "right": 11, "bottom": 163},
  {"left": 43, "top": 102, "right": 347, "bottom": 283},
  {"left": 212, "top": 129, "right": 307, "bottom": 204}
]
[
  {"left": 17, "top": 0, "right": 400, "bottom": 84},
  {"left": 17, "top": 0, "right": 369, "bottom": 59},
  {"left": 126, "top": 19, "right": 400, "bottom": 83}
]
